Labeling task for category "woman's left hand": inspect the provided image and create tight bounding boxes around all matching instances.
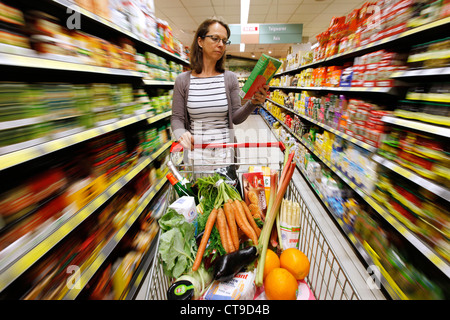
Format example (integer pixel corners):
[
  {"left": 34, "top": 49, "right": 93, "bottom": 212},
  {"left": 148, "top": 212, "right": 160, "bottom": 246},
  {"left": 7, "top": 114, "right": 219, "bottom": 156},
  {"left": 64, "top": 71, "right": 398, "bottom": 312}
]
[{"left": 251, "top": 84, "right": 269, "bottom": 106}]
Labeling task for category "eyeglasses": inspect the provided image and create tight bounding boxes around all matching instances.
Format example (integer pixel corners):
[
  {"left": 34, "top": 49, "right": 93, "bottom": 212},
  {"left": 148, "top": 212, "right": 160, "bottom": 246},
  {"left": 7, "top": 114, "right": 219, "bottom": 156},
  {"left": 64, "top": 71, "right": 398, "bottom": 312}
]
[{"left": 202, "top": 35, "right": 231, "bottom": 45}]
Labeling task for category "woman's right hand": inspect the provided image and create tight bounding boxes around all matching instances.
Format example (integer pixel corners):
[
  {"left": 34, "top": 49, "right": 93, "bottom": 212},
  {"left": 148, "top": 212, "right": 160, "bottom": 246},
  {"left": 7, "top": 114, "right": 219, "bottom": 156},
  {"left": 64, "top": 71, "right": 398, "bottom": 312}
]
[{"left": 178, "top": 131, "right": 194, "bottom": 151}]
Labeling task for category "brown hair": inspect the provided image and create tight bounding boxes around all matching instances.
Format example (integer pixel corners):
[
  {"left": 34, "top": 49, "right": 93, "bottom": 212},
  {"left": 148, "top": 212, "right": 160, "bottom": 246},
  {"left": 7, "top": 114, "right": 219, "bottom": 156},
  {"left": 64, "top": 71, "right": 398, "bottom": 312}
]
[{"left": 190, "top": 17, "right": 231, "bottom": 74}]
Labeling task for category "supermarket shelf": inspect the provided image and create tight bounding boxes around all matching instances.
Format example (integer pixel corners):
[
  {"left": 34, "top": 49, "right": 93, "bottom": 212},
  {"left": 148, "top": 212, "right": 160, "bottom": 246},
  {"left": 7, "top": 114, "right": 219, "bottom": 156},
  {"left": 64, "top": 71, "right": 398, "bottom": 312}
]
[
  {"left": 0, "top": 111, "right": 172, "bottom": 171},
  {"left": 125, "top": 231, "right": 160, "bottom": 300},
  {"left": 0, "top": 52, "right": 142, "bottom": 77},
  {"left": 382, "top": 116, "right": 450, "bottom": 138},
  {"left": 0, "top": 141, "right": 172, "bottom": 293},
  {"left": 124, "top": 194, "right": 168, "bottom": 300},
  {"left": 266, "top": 99, "right": 377, "bottom": 153},
  {"left": 50, "top": 0, "right": 189, "bottom": 66},
  {"left": 270, "top": 85, "right": 398, "bottom": 95},
  {"left": 62, "top": 175, "right": 169, "bottom": 300},
  {"left": 143, "top": 80, "right": 175, "bottom": 86},
  {"left": 275, "top": 16, "right": 450, "bottom": 76},
  {"left": 373, "top": 154, "right": 450, "bottom": 202},
  {"left": 261, "top": 107, "right": 450, "bottom": 277},
  {"left": 259, "top": 112, "right": 401, "bottom": 299},
  {"left": 405, "top": 92, "right": 450, "bottom": 104},
  {"left": 391, "top": 67, "right": 450, "bottom": 79}
]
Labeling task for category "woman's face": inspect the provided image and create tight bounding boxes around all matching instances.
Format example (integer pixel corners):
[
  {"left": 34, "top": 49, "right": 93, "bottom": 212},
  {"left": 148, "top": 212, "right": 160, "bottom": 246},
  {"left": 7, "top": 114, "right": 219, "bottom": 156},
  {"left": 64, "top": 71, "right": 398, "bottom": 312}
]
[{"left": 198, "top": 22, "right": 228, "bottom": 61}]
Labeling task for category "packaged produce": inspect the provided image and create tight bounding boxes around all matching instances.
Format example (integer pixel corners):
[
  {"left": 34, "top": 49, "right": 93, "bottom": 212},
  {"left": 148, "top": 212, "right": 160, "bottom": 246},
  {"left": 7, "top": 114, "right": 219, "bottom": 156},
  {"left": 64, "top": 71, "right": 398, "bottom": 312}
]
[{"left": 242, "top": 172, "right": 267, "bottom": 219}]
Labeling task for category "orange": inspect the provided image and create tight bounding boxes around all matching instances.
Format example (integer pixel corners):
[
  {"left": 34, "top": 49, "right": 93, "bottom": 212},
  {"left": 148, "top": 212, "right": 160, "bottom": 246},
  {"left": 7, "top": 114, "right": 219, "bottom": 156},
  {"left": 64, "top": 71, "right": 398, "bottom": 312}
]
[
  {"left": 264, "top": 268, "right": 298, "bottom": 300},
  {"left": 280, "top": 248, "right": 310, "bottom": 280},
  {"left": 263, "top": 249, "right": 280, "bottom": 280}
]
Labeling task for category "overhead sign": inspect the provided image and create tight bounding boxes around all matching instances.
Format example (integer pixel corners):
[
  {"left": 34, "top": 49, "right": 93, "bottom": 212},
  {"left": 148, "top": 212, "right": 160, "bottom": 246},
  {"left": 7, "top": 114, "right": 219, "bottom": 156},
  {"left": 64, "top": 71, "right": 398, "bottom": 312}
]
[{"left": 229, "top": 24, "right": 302, "bottom": 45}]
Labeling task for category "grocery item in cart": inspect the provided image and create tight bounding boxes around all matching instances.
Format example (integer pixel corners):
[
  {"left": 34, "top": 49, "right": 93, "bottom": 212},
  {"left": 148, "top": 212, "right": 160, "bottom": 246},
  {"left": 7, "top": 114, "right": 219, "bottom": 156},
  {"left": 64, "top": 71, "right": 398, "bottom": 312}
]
[
  {"left": 242, "top": 172, "right": 267, "bottom": 219},
  {"left": 203, "top": 271, "right": 256, "bottom": 300}
]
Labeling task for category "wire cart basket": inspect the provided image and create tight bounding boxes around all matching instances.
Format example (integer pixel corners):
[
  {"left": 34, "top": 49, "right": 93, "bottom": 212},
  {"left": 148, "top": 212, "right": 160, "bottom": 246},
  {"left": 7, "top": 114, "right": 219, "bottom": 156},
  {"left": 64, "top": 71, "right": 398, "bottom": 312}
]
[{"left": 145, "top": 142, "right": 361, "bottom": 300}]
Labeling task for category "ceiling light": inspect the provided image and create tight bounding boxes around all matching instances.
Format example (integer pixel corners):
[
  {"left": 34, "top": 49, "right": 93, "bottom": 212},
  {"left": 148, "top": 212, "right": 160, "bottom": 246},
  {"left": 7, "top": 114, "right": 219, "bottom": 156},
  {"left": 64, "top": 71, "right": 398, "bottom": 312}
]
[
  {"left": 240, "top": 43, "right": 245, "bottom": 52},
  {"left": 241, "top": 0, "right": 250, "bottom": 25}
]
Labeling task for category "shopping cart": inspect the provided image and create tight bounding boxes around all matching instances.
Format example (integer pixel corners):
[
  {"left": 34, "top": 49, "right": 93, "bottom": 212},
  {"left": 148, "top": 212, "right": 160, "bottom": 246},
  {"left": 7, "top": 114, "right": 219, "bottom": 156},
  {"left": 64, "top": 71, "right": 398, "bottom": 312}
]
[{"left": 144, "top": 142, "right": 360, "bottom": 300}]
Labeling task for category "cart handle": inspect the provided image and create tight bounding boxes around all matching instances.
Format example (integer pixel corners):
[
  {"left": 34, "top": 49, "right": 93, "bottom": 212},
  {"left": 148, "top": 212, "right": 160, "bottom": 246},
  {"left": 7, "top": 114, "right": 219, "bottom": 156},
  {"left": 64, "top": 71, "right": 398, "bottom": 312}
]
[{"left": 170, "top": 141, "right": 286, "bottom": 153}]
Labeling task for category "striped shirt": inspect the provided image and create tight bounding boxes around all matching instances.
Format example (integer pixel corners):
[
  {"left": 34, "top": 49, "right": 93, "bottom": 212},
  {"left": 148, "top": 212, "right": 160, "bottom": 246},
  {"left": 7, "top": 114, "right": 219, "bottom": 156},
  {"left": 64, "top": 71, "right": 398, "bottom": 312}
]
[{"left": 187, "top": 74, "right": 231, "bottom": 164}]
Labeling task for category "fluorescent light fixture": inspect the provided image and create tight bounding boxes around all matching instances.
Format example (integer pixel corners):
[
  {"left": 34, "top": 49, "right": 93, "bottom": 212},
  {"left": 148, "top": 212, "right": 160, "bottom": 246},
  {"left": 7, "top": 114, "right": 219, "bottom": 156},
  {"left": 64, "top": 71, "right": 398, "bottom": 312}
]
[
  {"left": 241, "top": 0, "right": 250, "bottom": 25},
  {"left": 240, "top": 43, "right": 245, "bottom": 52}
]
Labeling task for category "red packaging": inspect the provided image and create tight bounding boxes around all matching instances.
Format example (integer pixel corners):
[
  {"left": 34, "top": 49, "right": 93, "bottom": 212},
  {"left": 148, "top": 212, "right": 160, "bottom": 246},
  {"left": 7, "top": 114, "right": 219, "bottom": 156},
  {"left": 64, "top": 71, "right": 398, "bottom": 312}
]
[{"left": 242, "top": 172, "right": 267, "bottom": 217}]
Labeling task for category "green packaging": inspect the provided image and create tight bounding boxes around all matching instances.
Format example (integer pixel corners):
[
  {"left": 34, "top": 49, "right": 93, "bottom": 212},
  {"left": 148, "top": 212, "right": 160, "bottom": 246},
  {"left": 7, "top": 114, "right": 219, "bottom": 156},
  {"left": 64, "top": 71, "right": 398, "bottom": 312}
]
[{"left": 239, "top": 54, "right": 282, "bottom": 100}]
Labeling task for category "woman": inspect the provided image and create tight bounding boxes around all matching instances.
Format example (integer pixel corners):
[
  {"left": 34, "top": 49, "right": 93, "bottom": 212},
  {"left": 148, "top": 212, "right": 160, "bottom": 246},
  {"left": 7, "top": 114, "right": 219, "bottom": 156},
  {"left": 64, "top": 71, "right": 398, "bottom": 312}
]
[{"left": 171, "top": 17, "right": 269, "bottom": 168}]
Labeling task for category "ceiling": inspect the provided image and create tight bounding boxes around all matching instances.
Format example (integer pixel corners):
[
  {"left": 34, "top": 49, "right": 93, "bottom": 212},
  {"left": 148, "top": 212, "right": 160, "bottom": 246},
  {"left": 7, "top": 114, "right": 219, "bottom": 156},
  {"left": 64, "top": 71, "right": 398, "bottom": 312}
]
[{"left": 154, "top": 0, "right": 367, "bottom": 61}]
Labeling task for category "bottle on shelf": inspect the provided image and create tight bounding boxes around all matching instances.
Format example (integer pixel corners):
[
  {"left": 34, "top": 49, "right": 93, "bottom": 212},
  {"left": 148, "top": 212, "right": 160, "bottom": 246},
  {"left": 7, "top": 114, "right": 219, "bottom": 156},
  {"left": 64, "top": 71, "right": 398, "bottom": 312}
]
[{"left": 166, "top": 172, "right": 198, "bottom": 204}]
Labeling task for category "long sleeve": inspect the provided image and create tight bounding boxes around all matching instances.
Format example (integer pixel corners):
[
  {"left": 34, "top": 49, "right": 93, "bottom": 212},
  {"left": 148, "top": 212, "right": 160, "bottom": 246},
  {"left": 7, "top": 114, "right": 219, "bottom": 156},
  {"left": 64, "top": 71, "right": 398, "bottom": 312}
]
[
  {"left": 227, "top": 71, "right": 259, "bottom": 125},
  {"left": 170, "top": 72, "right": 189, "bottom": 140}
]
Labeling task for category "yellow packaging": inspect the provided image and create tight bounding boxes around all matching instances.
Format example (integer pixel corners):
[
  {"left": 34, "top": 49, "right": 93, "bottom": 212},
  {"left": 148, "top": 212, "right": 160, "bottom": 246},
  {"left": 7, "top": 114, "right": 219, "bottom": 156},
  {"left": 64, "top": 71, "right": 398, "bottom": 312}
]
[
  {"left": 248, "top": 166, "right": 271, "bottom": 204},
  {"left": 67, "top": 175, "right": 107, "bottom": 210}
]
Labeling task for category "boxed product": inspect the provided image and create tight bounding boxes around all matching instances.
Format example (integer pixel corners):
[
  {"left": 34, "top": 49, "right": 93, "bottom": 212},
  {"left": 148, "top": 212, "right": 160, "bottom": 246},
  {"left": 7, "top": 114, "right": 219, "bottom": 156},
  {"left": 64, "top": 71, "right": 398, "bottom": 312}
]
[
  {"left": 240, "top": 54, "right": 282, "bottom": 100},
  {"left": 242, "top": 172, "right": 267, "bottom": 218}
]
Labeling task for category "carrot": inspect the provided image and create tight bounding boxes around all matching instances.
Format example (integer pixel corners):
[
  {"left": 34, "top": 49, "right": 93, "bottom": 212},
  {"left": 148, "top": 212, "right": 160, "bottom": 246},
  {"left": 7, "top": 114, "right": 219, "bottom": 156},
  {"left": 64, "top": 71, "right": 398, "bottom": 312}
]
[
  {"left": 223, "top": 201, "right": 240, "bottom": 250},
  {"left": 232, "top": 200, "right": 258, "bottom": 245},
  {"left": 217, "top": 208, "right": 231, "bottom": 253},
  {"left": 193, "top": 208, "right": 218, "bottom": 271},
  {"left": 224, "top": 213, "right": 236, "bottom": 252},
  {"left": 240, "top": 200, "right": 261, "bottom": 237}
]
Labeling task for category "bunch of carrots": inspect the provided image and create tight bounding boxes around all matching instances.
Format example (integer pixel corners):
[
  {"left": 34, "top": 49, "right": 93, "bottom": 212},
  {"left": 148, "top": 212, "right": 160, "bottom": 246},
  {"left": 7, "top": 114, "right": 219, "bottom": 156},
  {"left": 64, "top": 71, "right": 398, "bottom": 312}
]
[
  {"left": 192, "top": 177, "right": 261, "bottom": 272},
  {"left": 191, "top": 149, "right": 296, "bottom": 276}
]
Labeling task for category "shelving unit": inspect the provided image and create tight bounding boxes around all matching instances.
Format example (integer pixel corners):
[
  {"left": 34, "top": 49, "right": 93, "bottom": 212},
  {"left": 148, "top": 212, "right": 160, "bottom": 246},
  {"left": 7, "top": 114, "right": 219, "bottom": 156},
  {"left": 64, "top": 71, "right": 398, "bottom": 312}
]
[
  {"left": 259, "top": 110, "right": 404, "bottom": 300},
  {"left": 275, "top": 16, "right": 450, "bottom": 76},
  {"left": 261, "top": 15, "right": 450, "bottom": 300},
  {"left": 270, "top": 85, "right": 399, "bottom": 95},
  {"left": 0, "top": 141, "right": 172, "bottom": 293},
  {"left": 381, "top": 116, "right": 450, "bottom": 139},
  {"left": 62, "top": 174, "right": 169, "bottom": 300},
  {"left": 260, "top": 104, "right": 450, "bottom": 298},
  {"left": 267, "top": 98, "right": 377, "bottom": 153},
  {"left": 0, "top": 0, "right": 190, "bottom": 300},
  {"left": 49, "top": 0, "right": 189, "bottom": 66}
]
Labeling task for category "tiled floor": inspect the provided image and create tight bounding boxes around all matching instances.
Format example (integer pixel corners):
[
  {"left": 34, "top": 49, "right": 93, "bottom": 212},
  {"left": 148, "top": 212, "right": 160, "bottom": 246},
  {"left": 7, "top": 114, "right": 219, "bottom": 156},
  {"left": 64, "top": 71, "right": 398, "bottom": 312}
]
[{"left": 137, "top": 114, "right": 386, "bottom": 300}]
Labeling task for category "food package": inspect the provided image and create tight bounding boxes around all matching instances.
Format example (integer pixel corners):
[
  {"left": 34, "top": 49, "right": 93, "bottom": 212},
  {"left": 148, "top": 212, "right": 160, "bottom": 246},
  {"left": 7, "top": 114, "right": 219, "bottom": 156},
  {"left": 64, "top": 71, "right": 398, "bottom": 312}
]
[
  {"left": 248, "top": 166, "right": 271, "bottom": 204},
  {"left": 279, "top": 199, "right": 301, "bottom": 250},
  {"left": 169, "top": 196, "right": 198, "bottom": 224},
  {"left": 240, "top": 54, "right": 282, "bottom": 100},
  {"left": 202, "top": 271, "right": 256, "bottom": 300},
  {"left": 242, "top": 172, "right": 267, "bottom": 219}
]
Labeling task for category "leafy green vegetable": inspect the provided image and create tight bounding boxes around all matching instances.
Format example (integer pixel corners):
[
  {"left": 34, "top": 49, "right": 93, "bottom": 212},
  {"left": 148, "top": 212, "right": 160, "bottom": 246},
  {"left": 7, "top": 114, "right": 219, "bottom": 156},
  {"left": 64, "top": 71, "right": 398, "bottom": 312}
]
[
  {"left": 195, "top": 173, "right": 242, "bottom": 268},
  {"left": 158, "top": 208, "right": 197, "bottom": 279},
  {"left": 196, "top": 206, "right": 226, "bottom": 268}
]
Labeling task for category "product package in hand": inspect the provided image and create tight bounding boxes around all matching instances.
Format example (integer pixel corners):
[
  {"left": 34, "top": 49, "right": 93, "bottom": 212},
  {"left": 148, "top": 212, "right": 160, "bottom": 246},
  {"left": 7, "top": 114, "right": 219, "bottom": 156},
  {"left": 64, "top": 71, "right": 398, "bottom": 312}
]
[{"left": 239, "top": 54, "right": 282, "bottom": 100}]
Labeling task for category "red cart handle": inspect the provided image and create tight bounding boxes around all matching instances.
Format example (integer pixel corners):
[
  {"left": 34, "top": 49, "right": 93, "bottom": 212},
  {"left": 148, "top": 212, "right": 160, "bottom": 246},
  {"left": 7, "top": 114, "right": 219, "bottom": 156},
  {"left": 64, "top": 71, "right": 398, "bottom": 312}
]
[{"left": 170, "top": 141, "right": 286, "bottom": 153}]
